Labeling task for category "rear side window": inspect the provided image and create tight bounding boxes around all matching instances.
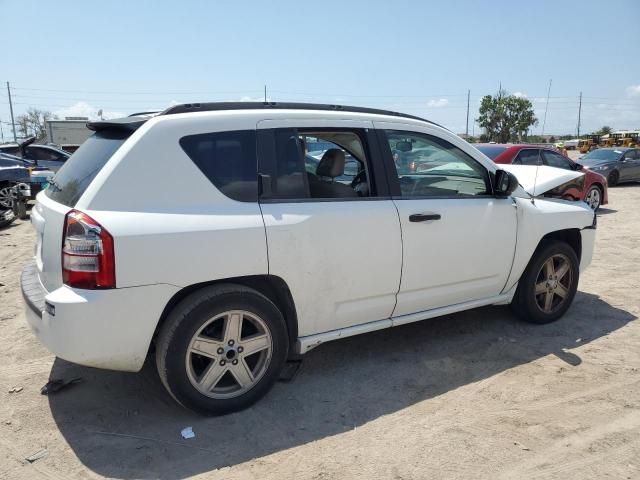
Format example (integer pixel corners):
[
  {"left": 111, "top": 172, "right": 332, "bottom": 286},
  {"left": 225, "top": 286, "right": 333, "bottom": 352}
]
[
  {"left": 45, "top": 131, "right": 128, "bottom": 206},
  {"left": 179, "top": 130, "right": 257, "bottom": 202}
]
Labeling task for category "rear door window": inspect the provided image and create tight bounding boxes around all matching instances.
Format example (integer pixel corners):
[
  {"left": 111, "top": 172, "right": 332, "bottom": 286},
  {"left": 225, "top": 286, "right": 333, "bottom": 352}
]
[
  {"left": 179, "top": 130, "right": 257, "bottom": 202},
  {"left": 45, "top": 131, "right": 128, "bottom": 206},
  {"left": 258, "top": 128, "right": 374, "bottom": 200}
]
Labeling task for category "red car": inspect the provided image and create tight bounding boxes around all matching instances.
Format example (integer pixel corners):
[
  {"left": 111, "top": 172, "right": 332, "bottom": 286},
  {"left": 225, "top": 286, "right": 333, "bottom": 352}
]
[{"left": 476, "top": 144, "right": 608, "bottom": 210}]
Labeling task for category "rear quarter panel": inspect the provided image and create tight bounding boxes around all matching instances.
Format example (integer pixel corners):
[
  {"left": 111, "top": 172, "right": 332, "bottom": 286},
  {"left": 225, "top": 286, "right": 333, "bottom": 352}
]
[{"left": 77, "top": 112, "right": 269, "bottom": 288}]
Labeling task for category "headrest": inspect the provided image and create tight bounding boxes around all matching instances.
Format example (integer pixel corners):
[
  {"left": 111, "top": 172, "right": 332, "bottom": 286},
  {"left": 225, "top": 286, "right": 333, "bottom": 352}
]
[{"left": 316, "top": 148, "right": 346, "bottom": 178}]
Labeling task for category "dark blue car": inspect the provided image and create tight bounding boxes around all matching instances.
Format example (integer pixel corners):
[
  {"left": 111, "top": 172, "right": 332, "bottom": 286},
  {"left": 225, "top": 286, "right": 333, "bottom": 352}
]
[{"left": 0, "top": 153, "right": 31, "bottom": 208}]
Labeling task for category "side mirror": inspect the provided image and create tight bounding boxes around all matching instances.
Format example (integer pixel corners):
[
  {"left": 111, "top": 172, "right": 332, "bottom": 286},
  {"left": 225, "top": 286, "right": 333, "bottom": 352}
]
[
  {"left": 495, "top": 170, "right": 519, "bottom": 196},
  {"left": 574, "top": 163, "right": 584, "bottom": 171}
]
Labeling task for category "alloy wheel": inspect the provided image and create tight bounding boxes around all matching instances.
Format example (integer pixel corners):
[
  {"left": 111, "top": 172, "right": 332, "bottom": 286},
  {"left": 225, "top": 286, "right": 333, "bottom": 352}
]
[
  {"left": 185, "top": 310, "right": 273, "bottom": 399},
  {"left": 585, "top": 187, "right": 601, "bottom": 210},
  {"left": 0, "top": 186, "right": 14, "bottom": 208},
  {"left": 534, "top": 254, "right": 573, "bottom": 314}
]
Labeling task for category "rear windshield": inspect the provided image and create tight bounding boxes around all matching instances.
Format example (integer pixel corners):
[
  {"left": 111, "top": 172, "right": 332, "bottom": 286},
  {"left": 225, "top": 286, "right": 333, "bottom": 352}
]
[
  {"left": 476, "top": 145, "right": 507, "bottom": 160},
  {"left": 45, "top": 131, "right": 128, "bottom": 206}
]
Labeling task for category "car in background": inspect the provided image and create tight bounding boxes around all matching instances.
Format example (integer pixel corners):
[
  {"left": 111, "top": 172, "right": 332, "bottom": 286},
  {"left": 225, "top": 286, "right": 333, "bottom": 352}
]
[
  {"left": 0, "top": 152, "right": 54, "bottom": 207},
  {"left": 476, "top": 144, "right": 608, "bottom": 210},
  {"left": 0, "top": 137, "right": 70, "bottom": 171},
  {"left": 0, "top": 155, "right": 30, "bottom": 208},
  {"left": 577, "top": 147, "right": 640, "bottom": 187}
]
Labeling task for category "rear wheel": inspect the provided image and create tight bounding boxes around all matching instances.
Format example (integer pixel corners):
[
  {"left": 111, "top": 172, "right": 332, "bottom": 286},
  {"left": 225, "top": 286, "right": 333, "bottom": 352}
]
[
  {"left": 584, "top": 185, "right": 602, "bottom": 210},
  {"left": 512, "top": 240, "right": 579, "bottom": 324},
  {"left": 156, "top": 284, "right": 288, "bottom": 415},
  {"left": 607, "top": 170, "right": 619, "bottom": 187}
]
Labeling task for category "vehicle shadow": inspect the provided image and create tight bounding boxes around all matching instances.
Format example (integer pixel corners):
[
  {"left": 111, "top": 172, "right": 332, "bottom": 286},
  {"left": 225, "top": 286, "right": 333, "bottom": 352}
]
[
  {"left": 597, "top": 207, "right": 617, "bottom": 215},
  {"left": 47, "top": 291, "right": 635, "bottom": 479}
]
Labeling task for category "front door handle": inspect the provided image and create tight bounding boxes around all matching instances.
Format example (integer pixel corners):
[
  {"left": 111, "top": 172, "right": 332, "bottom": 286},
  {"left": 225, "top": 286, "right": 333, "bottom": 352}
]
[{"left": 409, "top": 213, "right": 441, "bottom": 222}]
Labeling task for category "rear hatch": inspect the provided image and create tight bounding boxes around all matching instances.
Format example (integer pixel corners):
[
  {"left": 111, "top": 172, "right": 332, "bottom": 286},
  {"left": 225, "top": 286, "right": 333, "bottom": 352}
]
[{"left": 33, "top": 129, "right": 132, "bottom": 292}]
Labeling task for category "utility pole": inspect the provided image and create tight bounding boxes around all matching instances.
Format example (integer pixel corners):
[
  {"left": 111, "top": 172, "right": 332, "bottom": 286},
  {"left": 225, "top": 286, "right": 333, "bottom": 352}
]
[
  {"left": 264, "top": 85, "right": 267, "bottom": 102},
  {"left": 577, "top": 91, "right": 582, "bottom": 138},
  {"left": 465, "top": 89, "right": 470, "bottom": 137},
  {"left": 541, "top": 79, "right": 552, "bottom": 137},
  {"left": 6, "top": 82, "right": 17, "bottom": 142}
]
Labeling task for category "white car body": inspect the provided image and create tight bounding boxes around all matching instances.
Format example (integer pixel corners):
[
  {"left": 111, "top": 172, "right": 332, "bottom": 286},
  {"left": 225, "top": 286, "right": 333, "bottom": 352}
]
[{"left": 22, "top": 105, "right": 597, "bottom": 372}]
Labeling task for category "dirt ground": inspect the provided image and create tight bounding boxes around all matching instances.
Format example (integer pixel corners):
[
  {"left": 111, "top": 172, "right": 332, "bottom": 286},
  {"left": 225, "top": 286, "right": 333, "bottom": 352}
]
[{"left": 1, "top": 185, "right": 639, "bottom": 480}]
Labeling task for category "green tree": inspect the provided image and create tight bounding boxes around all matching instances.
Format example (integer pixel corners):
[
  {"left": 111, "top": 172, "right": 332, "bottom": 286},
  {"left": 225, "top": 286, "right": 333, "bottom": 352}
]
[
  {"left": 477, "top": 89, "right": 538, "bottom": 143},
  {"left": 549, "top": 135, "right": 556, "bottom": 144},
  {"left": 596, "top": 126, "right": 612, "bottom": 135}
]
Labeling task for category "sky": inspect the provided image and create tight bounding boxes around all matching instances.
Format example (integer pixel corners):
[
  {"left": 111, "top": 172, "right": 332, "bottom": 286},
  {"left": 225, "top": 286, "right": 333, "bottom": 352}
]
[{"left": 1, "top": 0, "right": 639, "bottom": 138}]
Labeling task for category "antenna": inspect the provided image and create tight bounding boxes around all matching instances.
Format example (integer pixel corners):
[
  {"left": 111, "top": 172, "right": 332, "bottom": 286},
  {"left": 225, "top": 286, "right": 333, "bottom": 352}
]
[{"left": 541, "top": 79, "right": 552, "bottom": 136}]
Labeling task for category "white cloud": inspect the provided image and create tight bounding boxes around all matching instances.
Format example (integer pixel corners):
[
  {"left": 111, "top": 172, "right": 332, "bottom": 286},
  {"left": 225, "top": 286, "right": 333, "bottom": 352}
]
[
  {"left": 54, "top": 102, "right": 125, "bottom": 121},
  {"left": 426, "top": 98, "right": 449, "bottom": 108},
  {"left": 625, "top": 85, "right": 640, "bottom": 97},
  {"left": 513, "top": 91, "right": 527, "bottom": 98}
]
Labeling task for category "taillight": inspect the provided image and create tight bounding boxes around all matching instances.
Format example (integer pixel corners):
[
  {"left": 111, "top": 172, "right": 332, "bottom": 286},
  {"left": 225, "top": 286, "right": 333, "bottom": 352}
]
[{"left": 62, "top": 210, "right": 115, "bottom": 289}]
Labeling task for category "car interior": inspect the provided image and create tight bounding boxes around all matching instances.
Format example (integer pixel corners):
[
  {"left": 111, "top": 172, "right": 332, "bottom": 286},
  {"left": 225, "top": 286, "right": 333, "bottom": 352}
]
[
  {"left": 385, "top": 133, "right": 490, "bottom": 197},
  {"left": 298, "top": 132, "right": 371, "bottom": 198}
]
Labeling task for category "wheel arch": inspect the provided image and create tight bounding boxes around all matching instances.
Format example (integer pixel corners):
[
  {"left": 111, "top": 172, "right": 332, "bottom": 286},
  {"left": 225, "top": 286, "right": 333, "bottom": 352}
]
[
  {"left": 151, "top": 275, "right": 299, "bottom": 357},
  {"left": 505, "top": 225, "right": 583, "bottom": 296},
  {"left": 537, "top": 228, "right": 582, "bottom": 260}
]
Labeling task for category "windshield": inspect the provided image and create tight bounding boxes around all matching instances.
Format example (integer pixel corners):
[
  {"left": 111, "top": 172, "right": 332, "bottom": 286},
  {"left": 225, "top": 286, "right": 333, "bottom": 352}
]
[
  {"left": 581, "top": 149, "right": 622, "bottom": 161},
  {"left": 475, "top": 145, "right": 508, "bottom": 160},
  {"left": 45, "top": 130, "right": 129, "bottom": 206}
]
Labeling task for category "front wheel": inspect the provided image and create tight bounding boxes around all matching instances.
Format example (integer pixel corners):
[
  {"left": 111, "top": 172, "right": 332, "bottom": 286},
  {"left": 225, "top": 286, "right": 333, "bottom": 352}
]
[
  {"left": 607, "top": 170, "right": 619, "bottom": 187},
  {"left": 155, "top": 284, "right": 288, "bottom": 415},
  {"left": 511, "top": 240, "right": 579, "bottom": 324},
  {"left": 584, "top": 185, "right": 602, "bottom": 210}
]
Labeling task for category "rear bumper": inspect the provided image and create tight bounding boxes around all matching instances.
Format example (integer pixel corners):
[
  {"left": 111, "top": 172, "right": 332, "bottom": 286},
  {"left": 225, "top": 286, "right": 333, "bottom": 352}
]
[{"left": 21, "top": 261, "right": 179, "bottom": 372}]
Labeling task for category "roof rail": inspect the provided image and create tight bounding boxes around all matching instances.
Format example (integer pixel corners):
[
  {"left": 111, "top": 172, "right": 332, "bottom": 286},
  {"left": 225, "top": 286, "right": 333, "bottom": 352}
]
[
  {"left": 87, "top": 101, "right": 445, "bottom": 133},
  {"left": 161, "top": 101, "right": 442, "bottom": 127}
]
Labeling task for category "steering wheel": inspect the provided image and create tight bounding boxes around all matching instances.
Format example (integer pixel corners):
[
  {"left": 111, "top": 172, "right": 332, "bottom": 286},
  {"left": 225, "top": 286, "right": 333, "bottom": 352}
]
[{"left": 351, "top": 170, "right": 368, "bottom": 196}]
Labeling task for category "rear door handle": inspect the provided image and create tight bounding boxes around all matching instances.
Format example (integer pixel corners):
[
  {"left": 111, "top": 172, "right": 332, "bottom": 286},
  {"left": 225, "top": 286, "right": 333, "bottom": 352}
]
[{"left": 409, "top": 213, "right": 441, "bottom": 222}]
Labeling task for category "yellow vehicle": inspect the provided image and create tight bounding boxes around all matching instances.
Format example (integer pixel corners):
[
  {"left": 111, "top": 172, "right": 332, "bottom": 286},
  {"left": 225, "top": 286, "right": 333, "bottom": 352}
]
[
  {"left": 599, "top": 136, "right": 614, "bottom": 148},
  {"left": 612, "top": 131, "right": 639, "bottom": 147},
  {"left": 578, "top": 136, "right": 599, "bottom": 153}
]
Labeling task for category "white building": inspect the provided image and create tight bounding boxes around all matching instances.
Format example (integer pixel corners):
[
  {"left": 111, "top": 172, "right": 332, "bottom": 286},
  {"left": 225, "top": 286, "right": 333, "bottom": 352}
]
[{"left": 45, "top": 117, "right": 92, "bottom": 150}]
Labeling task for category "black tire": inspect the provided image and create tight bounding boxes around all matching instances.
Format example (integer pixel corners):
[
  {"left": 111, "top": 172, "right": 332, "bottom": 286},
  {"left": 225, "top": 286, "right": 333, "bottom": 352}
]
[
  {"left": 14, "top": 200, "right": 27, "bottom": 220},
  {"left": 511, "top": 240, "right": 579, "bottom": 324},
  {"left": 155, "top": 284, "right": 288, "bottom": 415},
  {"left": 0, "top": 210, "right": 15, "bottom": 229},
  {"left": 607, "top": 170, "right": 619, "bottom": 187}
]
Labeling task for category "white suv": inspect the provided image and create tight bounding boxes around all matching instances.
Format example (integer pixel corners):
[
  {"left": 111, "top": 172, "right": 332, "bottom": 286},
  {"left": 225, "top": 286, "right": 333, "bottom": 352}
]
[{"left": 21, "top": 103, "right": 596, "bottom": 414}]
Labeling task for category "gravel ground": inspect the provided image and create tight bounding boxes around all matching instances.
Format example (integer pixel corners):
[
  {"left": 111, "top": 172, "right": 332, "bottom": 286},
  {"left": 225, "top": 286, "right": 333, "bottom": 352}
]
[{"left": 0, "top": 185, "right": 639, "bottom": 480}]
